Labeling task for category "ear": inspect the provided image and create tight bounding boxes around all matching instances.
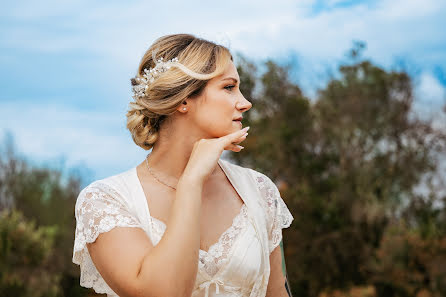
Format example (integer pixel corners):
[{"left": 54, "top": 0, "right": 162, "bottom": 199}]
[{"left": 176, "top": 100, "right": 189, "bottom": 113}]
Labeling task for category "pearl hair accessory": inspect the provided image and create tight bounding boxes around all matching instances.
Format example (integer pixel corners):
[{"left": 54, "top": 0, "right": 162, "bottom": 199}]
[
  {"left": 132, "top": 48, "right": 179, "bottom": 100},
  {"left": 131, "top": 47, "right": 217, "bottom": 102}
]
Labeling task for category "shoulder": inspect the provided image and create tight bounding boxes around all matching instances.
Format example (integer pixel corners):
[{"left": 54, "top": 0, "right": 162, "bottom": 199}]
[
  {"left": 219, "top": 158, "right": 276, "bottom": 189},
  {"left": 248, "top": 168, "right": 275, "bottom": 186},
  {"left": 76, "top": 167, "right": 137, "bottom": 207}
]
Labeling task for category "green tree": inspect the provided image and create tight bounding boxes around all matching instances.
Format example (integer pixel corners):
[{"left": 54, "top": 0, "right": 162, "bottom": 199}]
[
  {"left": 234, "top": 41, "right": 446, "bottom": 297},
  {"left": 0, "top": 133, "right": 91, "bottom": 297},
  {"left": 0, "top": 208, "right": 60, "bottom": 297}
]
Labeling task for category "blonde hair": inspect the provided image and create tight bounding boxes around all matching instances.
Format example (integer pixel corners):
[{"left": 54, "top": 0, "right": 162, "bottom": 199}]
[{"left": 126, "top": 33, "right": 233, "bottom": 150}]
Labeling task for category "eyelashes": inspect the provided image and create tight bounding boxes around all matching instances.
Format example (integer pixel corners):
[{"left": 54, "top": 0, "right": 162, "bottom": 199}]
[{"left": 224, "top": 85, "right": 236, "bottom": 91}]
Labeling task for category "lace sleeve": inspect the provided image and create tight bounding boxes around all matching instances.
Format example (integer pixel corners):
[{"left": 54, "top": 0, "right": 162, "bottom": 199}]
[
  {"left": 252, "top": 171, "right": 294, "bottom": 254},
  {"left": 72, "top": 181, "right": 143, "bottom": 296}
]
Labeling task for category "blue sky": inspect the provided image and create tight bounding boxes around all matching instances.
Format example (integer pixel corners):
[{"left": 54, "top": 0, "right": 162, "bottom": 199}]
[{"left": 1, "top": 0, "right": 445, "bottom": 185}]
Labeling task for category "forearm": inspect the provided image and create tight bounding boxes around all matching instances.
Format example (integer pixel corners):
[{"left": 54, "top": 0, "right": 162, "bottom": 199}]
[{"left": 136, "top": 176, "right": 203, "bottom": 297}]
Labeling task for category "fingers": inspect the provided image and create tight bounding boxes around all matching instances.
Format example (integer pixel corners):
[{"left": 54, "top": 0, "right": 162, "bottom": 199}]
[
  {"left": 232, "top": 131, "right": 248, "bottom": 145},
  {"left": 223, "top": 127, "right": 250, "bottom": 152},
  {"left": 236, "top": 126, "right": 250, "bottom": 136},
  {"left": 223, "top": 126, "right": 250, "bottom": 145},
  {"left": 226, "top": 143, "right": 244, "bottom": 152}
]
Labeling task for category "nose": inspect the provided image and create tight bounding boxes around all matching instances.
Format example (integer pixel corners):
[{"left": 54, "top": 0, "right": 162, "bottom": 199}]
[{"left": 236, "top": 94, "right": 252, "bottom": 112}]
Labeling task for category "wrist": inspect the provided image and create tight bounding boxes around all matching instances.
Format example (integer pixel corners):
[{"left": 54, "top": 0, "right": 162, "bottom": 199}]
[{"left": 178, "top": 173, "right": 204, "bottom": 188}]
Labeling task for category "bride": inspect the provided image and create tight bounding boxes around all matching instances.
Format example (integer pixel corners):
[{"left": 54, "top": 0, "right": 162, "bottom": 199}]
[{"left": 72, "top": 33, "right": 294, "bottom": 297}]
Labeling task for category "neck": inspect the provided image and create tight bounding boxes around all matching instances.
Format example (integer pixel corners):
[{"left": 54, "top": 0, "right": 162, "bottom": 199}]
[{"left": 144, "top": 123, "right": 219, "bottom": 184}]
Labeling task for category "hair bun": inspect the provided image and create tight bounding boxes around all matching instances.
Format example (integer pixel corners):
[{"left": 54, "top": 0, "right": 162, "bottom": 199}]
[{"left": 126, "top": 33, "right": 232, "bottom": 151}]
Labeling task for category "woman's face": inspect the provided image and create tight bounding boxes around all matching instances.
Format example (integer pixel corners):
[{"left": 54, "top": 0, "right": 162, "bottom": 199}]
[{"left": 189, "top": 59, "right": 252, "bottom": 137}]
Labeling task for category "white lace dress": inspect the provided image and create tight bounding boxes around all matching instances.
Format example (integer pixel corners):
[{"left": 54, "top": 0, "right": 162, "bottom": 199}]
[{"left": 72, "top": 158, "right": 294, "bottom": 297}]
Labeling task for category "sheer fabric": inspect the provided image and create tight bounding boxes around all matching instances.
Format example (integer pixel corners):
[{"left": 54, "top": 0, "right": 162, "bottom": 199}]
[
  {"left": 72, "top": 181, "right": 143, "bottom": 295},
  {"left": 72, "top": 158, "right": 294, "bottom": 297},
  {"left": 249, "top": 169, "right": 294, "bottom": 253},
  {"left": 150, "top": 204, "right": 249, "bottom": 278}
]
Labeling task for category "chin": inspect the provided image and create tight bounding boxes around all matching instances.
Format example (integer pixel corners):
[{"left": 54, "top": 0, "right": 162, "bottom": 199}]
[
  {"left": 232, "top": 120, "right": 243, "bottom": 129},
  {"left": 207, "top": 122, "right": 242, "bottom": 137}
]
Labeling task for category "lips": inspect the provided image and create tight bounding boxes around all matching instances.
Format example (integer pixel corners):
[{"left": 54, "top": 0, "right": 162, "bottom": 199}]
[{"left": 233, "top": 119, "right": 242, "bottom": 127}]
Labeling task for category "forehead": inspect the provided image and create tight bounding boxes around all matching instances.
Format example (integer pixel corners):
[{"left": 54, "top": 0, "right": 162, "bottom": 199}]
[{"left": 213, "top": 60, "right": 239, "bottom": 83}]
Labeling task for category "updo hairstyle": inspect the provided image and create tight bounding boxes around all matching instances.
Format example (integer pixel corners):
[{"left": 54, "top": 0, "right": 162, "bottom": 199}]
[{"left": 126, "top": 33, "right": 233, "bottom": 150}]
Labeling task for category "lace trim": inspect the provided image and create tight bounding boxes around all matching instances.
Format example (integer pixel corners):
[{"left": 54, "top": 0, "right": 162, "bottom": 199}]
[
  {"left": 72, "top": 181, "right": 142, "bottom": 296},
  {"left": 151, "top": 204, "right": 248, "bottom": 277},
  {"left": 250, "top": 170, "right": 294, "bottom": 253}
]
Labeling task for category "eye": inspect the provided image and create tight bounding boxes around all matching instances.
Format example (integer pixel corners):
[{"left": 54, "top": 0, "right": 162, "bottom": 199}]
[{"left": 224, "top": 85, "right": 236, "bottom": 91}]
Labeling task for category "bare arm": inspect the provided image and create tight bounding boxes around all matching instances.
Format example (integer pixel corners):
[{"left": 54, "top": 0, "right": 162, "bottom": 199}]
[
  {"left": 85, "top": 128, "right": 249, "bottom": 297},
  {"left": 266, "top": 240, "right": 293, "bottom": 297},
  {"left": 87, "top": 176, "right": 204, "bottom": 297}
]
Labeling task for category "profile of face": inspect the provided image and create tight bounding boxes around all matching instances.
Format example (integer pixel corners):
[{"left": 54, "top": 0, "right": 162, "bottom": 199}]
[{"left": 183, "top": 59, "right": 252, "bottom": 138}]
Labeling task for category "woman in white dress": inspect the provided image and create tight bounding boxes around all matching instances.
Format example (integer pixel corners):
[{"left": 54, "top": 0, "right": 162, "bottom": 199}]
[{"left": 72, "top": 33, "right": 294, "bottom": 297}]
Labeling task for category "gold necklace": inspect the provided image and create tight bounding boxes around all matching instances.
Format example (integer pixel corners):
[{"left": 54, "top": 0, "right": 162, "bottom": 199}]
[{"left": 145, "top": 154, "right": 178, "bottom": 190}]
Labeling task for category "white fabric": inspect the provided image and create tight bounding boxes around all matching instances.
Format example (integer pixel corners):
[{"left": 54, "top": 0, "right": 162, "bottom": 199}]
[{"left": 72, "top": 158, "right": 294, "bottom": 297}]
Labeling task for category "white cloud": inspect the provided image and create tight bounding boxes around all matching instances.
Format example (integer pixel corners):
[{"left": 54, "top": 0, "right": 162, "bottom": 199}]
[
  {"left": 417, "top": 72, "right": 446, "bottom": 103},
  {"left": 3, "top": 0, "right": 445, "bottom": 74},
  {"left": 413, "top": 71, "right": 446, "bottom": 127},
  {"left": 2, "top": 0, "right": 445, "bottom": 181},
  {"left": 0, "top": 101, "right": 147, "bottom": 181}
]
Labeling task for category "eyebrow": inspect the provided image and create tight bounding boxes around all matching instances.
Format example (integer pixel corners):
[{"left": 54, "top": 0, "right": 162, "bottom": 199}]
[{"left": 221, "top": 77, "right": 239, "bottom": 84}]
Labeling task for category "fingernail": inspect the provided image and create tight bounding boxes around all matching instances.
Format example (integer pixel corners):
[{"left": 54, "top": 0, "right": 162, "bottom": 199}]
[
  {"left": 243, "top": 126, "right": 250, "bottom": 131},
  {"left": 237, "top": 145, "right": 244, "bottom": 149}
]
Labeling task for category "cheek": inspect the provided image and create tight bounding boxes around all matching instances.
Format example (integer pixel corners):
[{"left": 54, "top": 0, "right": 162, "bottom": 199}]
[
  {"left": 200, "top": 111, "right": 230, "bottom": 127},
  {"left": 196, "top": 109, "right": 234, "bottom": 135},
  {"left": 202, "top": 96, "right": 233, "bottom": 120},
  {"left": 194, "top": 90, "right": 236, "bottom": 132}
]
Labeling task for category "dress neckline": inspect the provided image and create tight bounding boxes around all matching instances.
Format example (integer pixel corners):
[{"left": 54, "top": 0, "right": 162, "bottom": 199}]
[
  {"left": 132, "top": 158, "right": 248, "bottom": 255},
  {"left": 150, "top": 204, "right": 247, "bottom": 255}
]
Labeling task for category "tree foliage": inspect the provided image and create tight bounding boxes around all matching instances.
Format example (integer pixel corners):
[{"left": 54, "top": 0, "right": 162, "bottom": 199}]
[
  {"left": 0, "top": 41, "right": 445, "bottom": 297},
  {"left": 234, "top": 42, "right": 446, "bottom": 297},
  {"left": 0, "top": 136, "right": 90, "bottom": 297},
  {"left": 0, "top": 209, "right": 60, "bottom": 297}
]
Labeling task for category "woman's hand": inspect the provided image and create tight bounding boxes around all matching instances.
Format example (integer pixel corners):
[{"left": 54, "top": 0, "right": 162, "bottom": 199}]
[{"left": 182, "top": 126, "right": 250, "bottom": 183}]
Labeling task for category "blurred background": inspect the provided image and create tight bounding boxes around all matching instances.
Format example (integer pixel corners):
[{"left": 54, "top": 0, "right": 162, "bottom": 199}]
[{"left": 1, "top": 0, "right": 446, "bottom": 296}]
